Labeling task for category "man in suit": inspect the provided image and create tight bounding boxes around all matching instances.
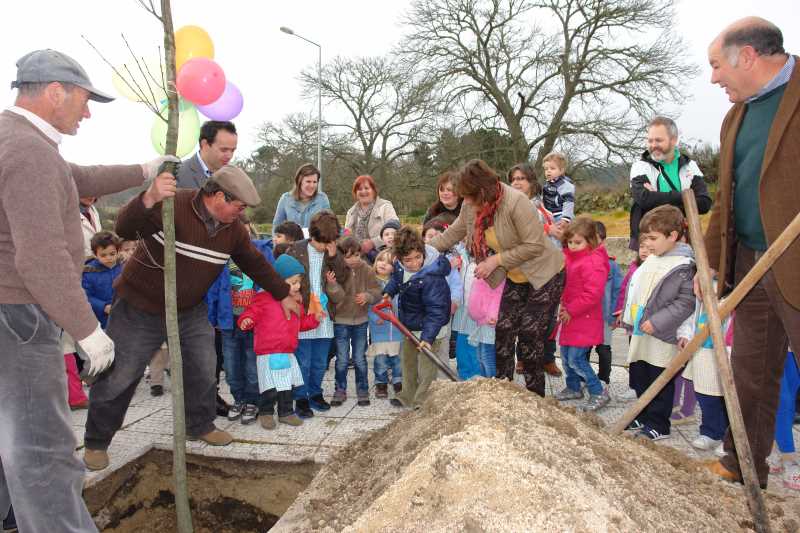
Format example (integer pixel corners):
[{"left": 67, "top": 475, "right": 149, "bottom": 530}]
[
  {"left": 703, "top": 17, "right": 800, "bottom": 489},
  {"left": 176, "top": 120, "right": 238, "bottom": 189}
]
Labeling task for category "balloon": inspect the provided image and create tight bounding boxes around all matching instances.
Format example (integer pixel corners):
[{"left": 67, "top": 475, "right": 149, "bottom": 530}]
[
  {"left": 175, "top": 25, "right": 214, "bottom": 71},
  {"left": 150, "top": 100, "right": 201, "bottom": 159},
  {"left": 196, "top": 81, "right": 243, "bottom": 121},
  {"left": 176, "top": 58, "right": 226, "bottom": 105},
  {"left": 111, "top": 58, "right": 167, "bottom": 103}
]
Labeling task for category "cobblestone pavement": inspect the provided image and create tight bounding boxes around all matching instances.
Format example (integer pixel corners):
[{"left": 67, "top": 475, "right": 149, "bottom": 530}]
[{"left": 75, "top": 330, "right": 799, "bottom": 500}]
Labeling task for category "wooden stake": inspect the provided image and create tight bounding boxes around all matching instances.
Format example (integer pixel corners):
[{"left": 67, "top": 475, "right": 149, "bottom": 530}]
[
  {"left": 609, "top": 207, "right": 800, "bottom": 435},
  {"left": 682, "top": 191, "right": 771, "bottom": 533}
]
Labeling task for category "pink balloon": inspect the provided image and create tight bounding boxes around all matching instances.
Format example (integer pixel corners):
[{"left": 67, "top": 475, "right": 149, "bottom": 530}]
[
  {"left": 197, "top": 81, "right": 243, "bottom": 121},
  {"left": 176, "top": 58, "right": 226, "bottom": 105}
]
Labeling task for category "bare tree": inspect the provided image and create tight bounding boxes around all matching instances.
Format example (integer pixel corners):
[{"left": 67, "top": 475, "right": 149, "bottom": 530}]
[
  {"left": 300, "top": 55, "right": 444, "bottom": 180},
  {"left": 400, "top": 0, "right": 698, "bottom": 168}
]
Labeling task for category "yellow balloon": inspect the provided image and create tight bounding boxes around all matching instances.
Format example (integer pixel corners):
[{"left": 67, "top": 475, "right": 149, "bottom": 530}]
[{"left": 175, "top": 25, "right": 214, "bottom": 71}]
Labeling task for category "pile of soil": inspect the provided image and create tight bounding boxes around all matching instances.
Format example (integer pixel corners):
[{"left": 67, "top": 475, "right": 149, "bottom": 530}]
[
  {"left": 275, "top": 379, "right": 799, "bottom": 532},
  {"left": 84, "top": 450, "right": 319, "bottom": 533}
]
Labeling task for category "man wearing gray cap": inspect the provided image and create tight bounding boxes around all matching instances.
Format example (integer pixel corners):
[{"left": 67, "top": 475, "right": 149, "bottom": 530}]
[
  {"left": 83, "top": 165, "right": 300, "bottom": 471},
  {"left": 0, "top": 49, "right": 178, "bottom": 532}
]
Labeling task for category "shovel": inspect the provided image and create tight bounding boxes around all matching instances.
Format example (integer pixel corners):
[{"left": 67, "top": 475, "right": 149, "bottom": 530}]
[{"left": 372, "top": 300, "right": 460, "bottom": 382}]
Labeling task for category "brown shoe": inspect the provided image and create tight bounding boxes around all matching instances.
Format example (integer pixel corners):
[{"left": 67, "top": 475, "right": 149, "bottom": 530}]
[
  {"left": 278, "top": 414, "right": 303, "bottom": 426},
  {"left": 544, "top": 361, "right": 563, "bottom": 377},
  {"left": 259, "top": 414, "right": 276, "bottom": 430},
  {"left": 393, "top": 382, "right": 402, "bottom": 394},
  {"left": 83, "top": 449, "right": 109, "bottom": 471},
  {"left": 192, "top": 429, "right": 233, "bottom": 446},
  {"left": 705, "top": 460, "right": 741, "bottom": 483},
  {"left": 375, "top": 383, "right": 389, "bottom": 399}
]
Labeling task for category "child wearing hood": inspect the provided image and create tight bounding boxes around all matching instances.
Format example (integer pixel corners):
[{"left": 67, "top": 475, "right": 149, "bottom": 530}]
[
  {"left": 622, "top": 205, "right": 697, "bottom": 441},
  {"left": 383, "top": 226, "right": 451, "bottom": 408}
]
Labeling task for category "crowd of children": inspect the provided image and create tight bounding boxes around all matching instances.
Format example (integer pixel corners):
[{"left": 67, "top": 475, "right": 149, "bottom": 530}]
[{"left": 66, "top": 152, "right": 798, "bottom": 491}]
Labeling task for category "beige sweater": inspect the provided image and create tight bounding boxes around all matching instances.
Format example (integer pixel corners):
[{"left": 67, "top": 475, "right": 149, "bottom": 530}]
[
  {"left": 327, "top": 259, "right": 381, "bottom": 325},
  {"left": 0, "top": 110, "right": 145, "bottom": 339},
  {"left": 344, "top": 197, "right": 398, "bottom": 248}
]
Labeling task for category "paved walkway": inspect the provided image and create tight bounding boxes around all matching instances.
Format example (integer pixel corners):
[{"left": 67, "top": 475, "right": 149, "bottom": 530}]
[{"left": 77, "top": 330, "right": 800, "bottom": 499}]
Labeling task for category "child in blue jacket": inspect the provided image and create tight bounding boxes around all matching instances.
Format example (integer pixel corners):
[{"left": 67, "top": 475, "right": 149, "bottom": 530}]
[
  {"left": 383, "top": 226, "right": 451, "bottom": 408},
  {"left": 81, "top": 231, "right": 123, "bottom": 329},
  {"left": 368, "top": 249, "right": 403, "bottom": 400}
]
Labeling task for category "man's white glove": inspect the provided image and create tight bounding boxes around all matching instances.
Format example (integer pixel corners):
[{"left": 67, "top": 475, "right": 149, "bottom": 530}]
[
  {"left": 142, "top": 155, "right": 181, "bottom": 181},
  {"left": 77, "top": 324, "right": 115, "bottom": 376}
]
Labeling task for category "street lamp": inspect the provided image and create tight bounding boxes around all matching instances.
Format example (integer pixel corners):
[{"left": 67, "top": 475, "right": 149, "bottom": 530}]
[{"left": 280, "top": 26, "right": 323, "bottom": 192}]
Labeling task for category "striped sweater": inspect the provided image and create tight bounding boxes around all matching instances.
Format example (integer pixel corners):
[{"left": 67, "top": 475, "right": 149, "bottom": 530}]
[{"left": 114, "top": 189, "right": 289, "bottom": 315}]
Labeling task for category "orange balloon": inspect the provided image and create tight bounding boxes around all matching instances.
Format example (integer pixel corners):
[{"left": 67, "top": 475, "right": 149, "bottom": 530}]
[{"left": 175, "top": 25, "right": 214, "bottom": 71}]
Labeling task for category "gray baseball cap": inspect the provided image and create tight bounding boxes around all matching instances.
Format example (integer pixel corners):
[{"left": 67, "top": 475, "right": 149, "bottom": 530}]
[{"left": 11, "top": 49, "right": 114, "bottom": 103}]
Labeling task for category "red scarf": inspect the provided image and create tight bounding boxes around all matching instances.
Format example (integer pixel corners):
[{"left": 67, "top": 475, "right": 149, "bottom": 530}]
[{"left": 470, "top": 182, "right": 504, "bottom": 262}]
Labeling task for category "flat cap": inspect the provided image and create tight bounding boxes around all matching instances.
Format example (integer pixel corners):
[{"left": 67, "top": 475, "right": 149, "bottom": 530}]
[
  {"left": 211, "top": 165, "right": 261, "bottom": 207},
  {"left": 11, "top": 49, "right": 114, "bottom": 103}
]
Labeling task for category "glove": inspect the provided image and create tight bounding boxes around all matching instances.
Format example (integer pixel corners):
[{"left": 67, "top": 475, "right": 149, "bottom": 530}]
[
  {"left": 77, "top": 324, "right": 115, "bottom": 376},
  {"left": 141, "top": 155, "right": 181, "bottom": 181}
]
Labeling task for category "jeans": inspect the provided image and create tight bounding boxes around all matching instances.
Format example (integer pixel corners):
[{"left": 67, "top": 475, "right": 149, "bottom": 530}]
[
  {"left": 455, "top": 332, "right": 481, "bottom": 380},
  {"left": 776, "top": 352, "right": 800, "bottom": 453},
  {"left": 374, "top": 354, "right": 402, "bottom": 384},
  {"left": 561, "top": 345, "right": 603, "bottom": 396},
  {"left": 221, "top": 327, "right": 259, "bottom": 404},
  {"left": 696, "top": 393, "right": 728, "bottom": 441},
  {"left": 334, "top": 323, "right": 369, "bottom": 395},
  {"left": 85, "top": 298, "right": 217, "bottom": 450},
  {"left": 294, "top": 337, "right": 332, "bottom": 400},
  {"left": 477, "top": 342, "right": 497, "bottom": 378},
  {"left": 0, "top": 304, "right": 97, "bottom": 532}
]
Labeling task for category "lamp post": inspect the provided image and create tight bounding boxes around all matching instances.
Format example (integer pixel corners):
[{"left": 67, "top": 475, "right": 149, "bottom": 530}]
[{"left": 280, "top": 26, "right": 323, "bottom": 192}]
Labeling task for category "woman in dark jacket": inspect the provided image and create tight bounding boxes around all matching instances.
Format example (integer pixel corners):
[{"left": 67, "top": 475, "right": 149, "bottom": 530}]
[{"left": 422, "top": 171, "right": 462, "bottom": 225}]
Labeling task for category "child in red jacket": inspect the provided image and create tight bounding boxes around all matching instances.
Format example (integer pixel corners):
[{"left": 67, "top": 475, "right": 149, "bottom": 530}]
[
  {"left": 239, "top": 255, "right": 323, "bottom": 429},
  {"left": 554, "top": 217, "right": 611, "bottom": 412}
]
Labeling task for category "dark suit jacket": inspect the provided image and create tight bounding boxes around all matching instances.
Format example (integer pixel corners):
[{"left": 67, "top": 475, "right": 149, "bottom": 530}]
[
  {"left": 176, "top": 153, "right": 210, "bottom": 189},
  {"left": 705, "top": 56, "right": 800, "bottom": 308}
]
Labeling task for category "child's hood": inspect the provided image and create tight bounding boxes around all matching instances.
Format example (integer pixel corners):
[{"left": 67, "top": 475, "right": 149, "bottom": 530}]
[
  {"left": 419, "top": 245, "right": 451, "bottom": 277},
  {"left": 84, "top": 257, "right": 117, "bottom": 272},
  {"left": 662, "top": 241, "right": 695, "bottom": 261}
]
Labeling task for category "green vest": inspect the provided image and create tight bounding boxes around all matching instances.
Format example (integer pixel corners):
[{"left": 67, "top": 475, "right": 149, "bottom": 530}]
[{"left": 733, "top": 84, "right": 787, "bottom": 251}]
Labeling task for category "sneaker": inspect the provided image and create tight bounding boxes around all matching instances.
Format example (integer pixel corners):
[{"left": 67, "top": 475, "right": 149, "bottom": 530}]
[
  {"left": 259, "top": 414, "right": 276, "bottom": 430},
  {"left": 782, "top": 462, "right": 800, "bottom": 491},
  {"left": 330, "top": 390, "right": 347, "bottom": 407},
  {"left": 767, "top": 447, "right": 785, "bottom": 474},
  {"left": 625, "top": 419, "right": 645, "bottom": 432},
  {"left": 714, "top": 442, "right": 725, "bottom": 457},
  {"left": 375, "top": 383, "right": 389, "bottom": 399},
  {"left": 150, "top": 385, "right": 164, "bottom": 397},
  {"left": 296, "top": 399, "right": 314, "bottom": 419},
  {"left": 279, "top": 414, "right": 304, "bottom": 426},
  {"left": 309, "top": 394, "right": 331, "bottom": 411},
  {"left": 241, "top": 403, "right": 258, "bottom": 425},
  {"left": 580, "top": 387, "right": 611, "bottom": 412},
  {"left": 692, "top": 435, "right": 721, "bottom": 451},
  {"left": 636, "top": 426, "right": 669, "bottom": 441},
  {"left": 83, "top": 448, "right": 109, "bottom": 471},
  {"left": 227, "top": 400, "right": 244, "bottom": 421},
  {"left": 191, "top": 429, "right": 233, "bottom": 446},
  {"left": 544, "top": 361, "right": 562, "bottom": 377},
  {"left": 619, "top": 388, "right": 638, "bottom": 401},
  {"left": 553, "top": 387, "right": 583, "bottom": 401}
]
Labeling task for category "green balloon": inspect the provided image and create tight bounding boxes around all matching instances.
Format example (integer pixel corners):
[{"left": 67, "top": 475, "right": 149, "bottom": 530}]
[{"left": 150, "top": 100, "right": 200, "bottom": 158}]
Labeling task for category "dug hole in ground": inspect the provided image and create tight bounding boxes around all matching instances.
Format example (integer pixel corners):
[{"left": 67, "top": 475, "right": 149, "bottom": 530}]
[{"left": 275, "top": 379, "right": 800, "bottom": 533}]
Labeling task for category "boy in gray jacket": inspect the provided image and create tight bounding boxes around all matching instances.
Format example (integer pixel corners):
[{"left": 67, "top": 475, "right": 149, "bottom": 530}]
[{"left": 622, "top": 205, "right": 696, "bottom": 440}]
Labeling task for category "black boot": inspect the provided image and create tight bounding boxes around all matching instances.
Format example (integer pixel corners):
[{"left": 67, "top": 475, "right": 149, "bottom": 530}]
[
  {"left": 216, "top": 392, "right": 230, "bottom": 417},
  {"left": 594, "top": 344, "right": 613, "bottom": 384},
  {"left": 296, "top": 398, "right": 314, "bottom": 419}
]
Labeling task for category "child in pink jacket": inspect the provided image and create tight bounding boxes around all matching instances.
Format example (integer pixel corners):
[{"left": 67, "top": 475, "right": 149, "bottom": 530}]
[
  {"left": 554, "top": 217, "right": 611, "bottom": 412},
  {"left": 239, "top": 255, "right": 323, "bottom": 430}
]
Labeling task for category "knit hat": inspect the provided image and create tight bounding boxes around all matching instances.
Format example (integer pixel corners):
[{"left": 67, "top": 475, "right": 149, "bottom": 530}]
[
  {"left": 380, "top": 219, "right": 401, "bottom": 239},
  {"left": 274, "top": 254, "right": 305, "bottom": 279}
]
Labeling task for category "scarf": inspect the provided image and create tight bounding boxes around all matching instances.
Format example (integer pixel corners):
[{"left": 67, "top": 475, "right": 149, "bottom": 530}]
[
  {"left": 470, "top": 182, "right": 503, "bottom": 262},
  {"left": 355, "top": 201, "right": 375, "bottom": 240}
]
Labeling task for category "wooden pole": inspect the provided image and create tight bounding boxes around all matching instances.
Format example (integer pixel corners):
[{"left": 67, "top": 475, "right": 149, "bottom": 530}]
[
  {"left": 609, "top": 207, "right": 800, "bottom": 435},
  {"left": 160, "top": 1, "right": 193, "bottom": 531},
  {"left": 682, "top": 191, "right": 771, "bottom": 533}
]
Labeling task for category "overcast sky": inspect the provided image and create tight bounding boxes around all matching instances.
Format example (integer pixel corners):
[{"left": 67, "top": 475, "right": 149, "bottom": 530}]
[{"left": 3, "top": 1, "right": 798, "bottom": 167}]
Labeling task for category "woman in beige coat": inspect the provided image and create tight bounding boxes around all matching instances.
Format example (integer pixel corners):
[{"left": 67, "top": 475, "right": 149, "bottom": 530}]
[
  {"left": 429, "top": 159, "right": 564, "bottom": 396},
  {"left": 344, "top": 175, "right": 398, "bottom": 256}
]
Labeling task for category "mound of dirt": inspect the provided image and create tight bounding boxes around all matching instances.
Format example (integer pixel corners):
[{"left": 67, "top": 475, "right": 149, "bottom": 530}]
[{"left": 275, "top": 379, "right": 799, "bottom": 532}]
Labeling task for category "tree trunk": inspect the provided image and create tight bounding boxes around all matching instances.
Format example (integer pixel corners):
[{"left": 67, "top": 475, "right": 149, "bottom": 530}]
[{"left": 160, "top": 1, "right": 193, "bottom": 531}]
